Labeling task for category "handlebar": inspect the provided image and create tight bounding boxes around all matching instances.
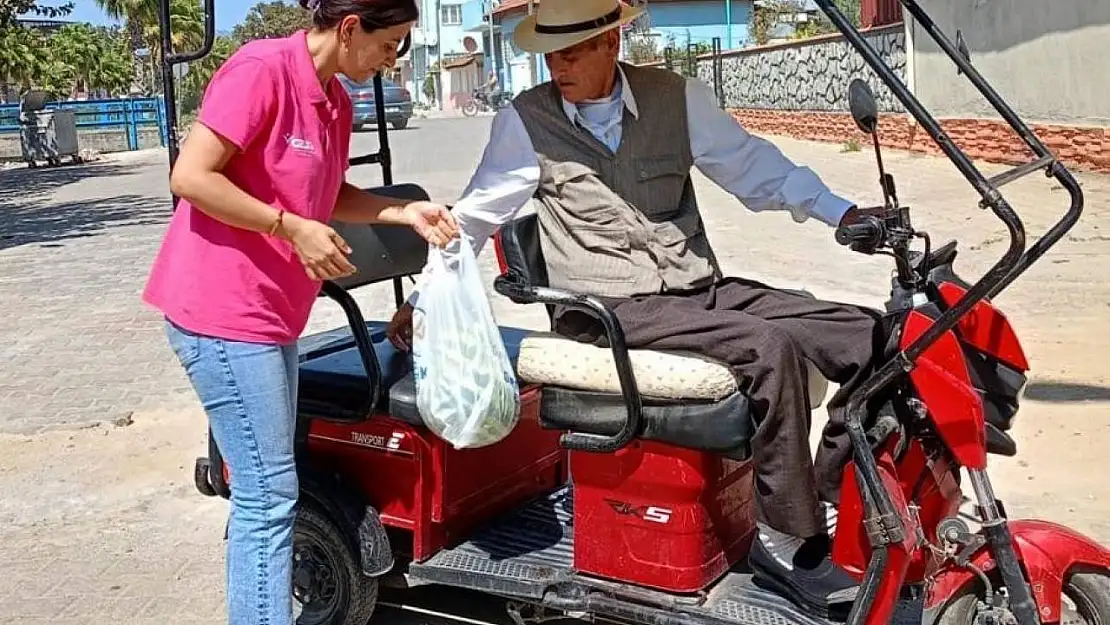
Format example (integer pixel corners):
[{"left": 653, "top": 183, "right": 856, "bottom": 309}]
[{"left": 834, "top": 216, "right": 884, "bottom": 250}]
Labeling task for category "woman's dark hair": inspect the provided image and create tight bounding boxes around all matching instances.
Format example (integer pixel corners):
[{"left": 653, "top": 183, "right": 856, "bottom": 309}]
[{"left": 300, "top": 0, "right": 419, "bottom": 32}]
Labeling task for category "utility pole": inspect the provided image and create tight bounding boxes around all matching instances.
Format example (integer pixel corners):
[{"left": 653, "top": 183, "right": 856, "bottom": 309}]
[
  {"left": 527, "top": 0, "right": 537, "bottom": 86},
  {"left": 487, "top": 0, "right": 499, "bottom": 81},
  {"left": 434, "top": 0, "right": 443, "bottom": 110}
]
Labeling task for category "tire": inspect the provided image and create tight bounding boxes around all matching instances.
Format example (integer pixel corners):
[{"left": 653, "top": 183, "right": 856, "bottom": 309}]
[
  {"left": 353, "top": 123, "right": 364, "bottom": 132},
  {"left": 293, "top": 505, "right": 379, "bottom": 625},
  {"left": 461, "top": 100, "right": 479, "bottom": 117},
  {"left": 392, "top": 118, "right": 408, "bottom": 130},
  {"left": 936, "top": 570, "right": 1110, "bottom": 625}
]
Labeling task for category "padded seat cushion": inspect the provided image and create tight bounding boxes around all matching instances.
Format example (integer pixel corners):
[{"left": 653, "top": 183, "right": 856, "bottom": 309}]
[
  {"left": 518, "top": 332, "right": 738, "bottom": 401},
  {"left": 517, "top": 332, "right": 829, "bottom": 408}
]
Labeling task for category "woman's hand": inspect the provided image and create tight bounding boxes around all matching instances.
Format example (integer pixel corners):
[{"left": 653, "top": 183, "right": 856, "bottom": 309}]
[
  {"left": 402, "top": 201, "right": 459, "bottom": 249},
  {"left": 283, "top": 214, "right": 357, "bottom": 281}
]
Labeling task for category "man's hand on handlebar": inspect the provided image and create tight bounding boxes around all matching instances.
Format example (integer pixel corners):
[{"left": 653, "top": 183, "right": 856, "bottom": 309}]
[{"left": 835, "top": 205, "right": 885, "bottom": 254}]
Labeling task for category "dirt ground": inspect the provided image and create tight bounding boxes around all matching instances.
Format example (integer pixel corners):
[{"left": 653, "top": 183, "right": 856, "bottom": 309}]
[{"left": 1, "top": 134, "right": 1107, "bottom": 624}]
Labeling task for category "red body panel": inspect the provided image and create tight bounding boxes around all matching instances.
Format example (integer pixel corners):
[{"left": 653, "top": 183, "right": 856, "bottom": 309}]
[
  {"left": 830, "top": 436, "right": 920, "bottom": 624},
  {"left": 833, "top": 438, "right": 962, "bottom": 585},
  {"left": 305, "top": 386, "right": 565, "bottom": 560},
  {"left": 901, "top": 310, "right": 988, "bottom": 470},
  {"left": 937, "top": 282, "right": 1030, "bottom": 372},
  {"left": 926, "top": 520, "right": 1110, "bottom": 622},
  {"left": 571, "top": 442, "right": 757, "bottom": 593}
]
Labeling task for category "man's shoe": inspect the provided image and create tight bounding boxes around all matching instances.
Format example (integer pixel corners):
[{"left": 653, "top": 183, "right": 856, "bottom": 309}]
[{"left": 748, "top": 533, "right": 859, "bottom": 618}]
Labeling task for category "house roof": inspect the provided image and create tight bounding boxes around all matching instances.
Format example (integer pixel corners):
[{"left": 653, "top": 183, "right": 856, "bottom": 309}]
[
  {"left": 492, "top": 0, "right": 719, "bottom": 18},
  {"left": 492, "top": 0, "right": 533, "bottom": 17}
]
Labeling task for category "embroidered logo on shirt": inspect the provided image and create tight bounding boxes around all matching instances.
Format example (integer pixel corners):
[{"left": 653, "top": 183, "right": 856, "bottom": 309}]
[{"left": 284, "top": 134, "right": 315, "bottom": 153}]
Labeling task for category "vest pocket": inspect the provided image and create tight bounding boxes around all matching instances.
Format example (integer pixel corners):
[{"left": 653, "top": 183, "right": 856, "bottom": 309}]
[
  {"left": 633, "top": 154, "right": 687, "bottom": 218},
  {"left": 562, "top": 225, "right": 633, "bottom": 284},
  {"left": 652, "top": 209, "right": 705, "bottom": 246},
  {"left": 549, "top": 159, "right": 621, "bottom": 225},
  {"left": 651, "top": 210, "right": 718, "bottom": 290}
]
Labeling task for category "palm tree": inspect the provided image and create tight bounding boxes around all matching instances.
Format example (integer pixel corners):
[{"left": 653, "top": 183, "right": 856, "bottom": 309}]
[{"left": 94, "top": 0, "right": 154, "bottom": 93}]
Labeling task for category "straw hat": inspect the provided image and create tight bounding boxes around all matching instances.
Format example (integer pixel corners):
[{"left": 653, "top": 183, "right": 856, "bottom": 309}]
[{"left": 513, "top": 0, "right": 645, "bottom": 55}]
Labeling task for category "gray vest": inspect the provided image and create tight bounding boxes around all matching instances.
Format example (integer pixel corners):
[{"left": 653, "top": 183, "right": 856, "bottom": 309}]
[{"left": 513, "top": 63, "right": 721, "bottom": 299}]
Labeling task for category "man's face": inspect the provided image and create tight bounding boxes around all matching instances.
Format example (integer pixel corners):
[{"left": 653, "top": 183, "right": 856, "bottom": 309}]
[{"left": 544, "top": 30, "right": 620, "bottom": 103}]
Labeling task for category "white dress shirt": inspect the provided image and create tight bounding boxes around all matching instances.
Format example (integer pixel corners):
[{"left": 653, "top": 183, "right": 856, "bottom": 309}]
[{"left": 407, "top": 67, "right": 855, "bottom": 304}]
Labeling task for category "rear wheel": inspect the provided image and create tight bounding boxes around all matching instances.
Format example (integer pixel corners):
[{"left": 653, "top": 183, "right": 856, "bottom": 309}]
[
  {"left": 293, "top": 505, "right": 378, "bottom": 625},
  {"left": 392, "top": 118, "right": 408, "bottom": 130},
  {"left": 936, "top": 571, "right": 1110, "bottom": 625}
]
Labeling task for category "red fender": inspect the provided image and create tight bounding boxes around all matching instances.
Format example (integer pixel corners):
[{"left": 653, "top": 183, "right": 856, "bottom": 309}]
[{"left": 926, "top": 520, "right": 1110, "bottom": 622}]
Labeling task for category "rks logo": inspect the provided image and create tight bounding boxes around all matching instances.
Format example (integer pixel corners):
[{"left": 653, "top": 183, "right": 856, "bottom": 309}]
[{"left": 604, "top": 499, "right": 673, "bottom": 524}]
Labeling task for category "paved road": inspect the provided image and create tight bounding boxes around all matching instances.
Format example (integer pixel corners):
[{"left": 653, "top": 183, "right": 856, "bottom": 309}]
[{"left": 2, "top": 115, "right": 1109, "bottom": 624}]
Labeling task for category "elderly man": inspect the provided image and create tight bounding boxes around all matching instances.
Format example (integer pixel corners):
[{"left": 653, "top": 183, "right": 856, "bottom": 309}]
[{"left": 388, "top": 0, "right": 881, "bottom": 614}]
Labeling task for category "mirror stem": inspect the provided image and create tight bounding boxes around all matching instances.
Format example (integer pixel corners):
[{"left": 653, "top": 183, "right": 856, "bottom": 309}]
[{"left": 870, "top": 130, "right": 897, "bottom": 208}]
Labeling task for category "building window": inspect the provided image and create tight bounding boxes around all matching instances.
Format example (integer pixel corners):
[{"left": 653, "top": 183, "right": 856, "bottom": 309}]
[{"left": 441, "top": 4, "right": 462, "bottom": 25}]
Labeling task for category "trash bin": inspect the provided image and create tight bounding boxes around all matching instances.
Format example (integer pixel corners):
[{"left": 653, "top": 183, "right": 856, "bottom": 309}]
[{"left": 19, "top": 90, "right": 82, "bottom": 168}]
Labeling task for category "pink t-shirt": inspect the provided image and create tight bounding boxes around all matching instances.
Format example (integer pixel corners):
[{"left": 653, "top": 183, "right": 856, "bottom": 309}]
[{"left": 143, "top": 30, "right": 353, "bottom": 345}]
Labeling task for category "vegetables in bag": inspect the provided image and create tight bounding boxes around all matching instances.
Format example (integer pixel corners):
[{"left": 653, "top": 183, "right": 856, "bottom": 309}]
[{"left": 411, "top": 239, "right": 520, "bottom": 449}]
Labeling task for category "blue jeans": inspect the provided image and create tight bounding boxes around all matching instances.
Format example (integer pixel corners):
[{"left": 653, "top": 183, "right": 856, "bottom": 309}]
[{"left": 165, "top": 320, "right": 299, "bottom": 625}]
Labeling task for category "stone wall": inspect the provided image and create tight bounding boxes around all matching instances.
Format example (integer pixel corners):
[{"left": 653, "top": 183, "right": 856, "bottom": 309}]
[
  {"left": 694, "top": 24, "right": 907, "bottom": 113},
  {"left": 642, "top": 22, "right": 1109, "bottom": 174}
]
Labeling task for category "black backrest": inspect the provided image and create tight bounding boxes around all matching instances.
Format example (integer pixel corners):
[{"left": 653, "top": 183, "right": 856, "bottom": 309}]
[
  {"left": 326, "top": 183, "right": 431, "bottom": 292},
  {"left": 497, "top": 213, "right": 549, "bottom": 288}
]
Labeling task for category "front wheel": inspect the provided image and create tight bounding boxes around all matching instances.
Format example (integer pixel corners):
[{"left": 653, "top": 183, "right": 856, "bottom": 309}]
[
  {"left": 293, "top": 505, "right": 378, "bottom": 625},
  {"left": 461, "top": 100, "right": 479, "bottom": 117},
  {"left": 937, "top": 571, "right": 1110, "bottom": 625}
]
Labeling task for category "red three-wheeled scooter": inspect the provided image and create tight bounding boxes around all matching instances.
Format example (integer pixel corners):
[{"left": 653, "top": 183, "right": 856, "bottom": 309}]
[{"left": 157, "top": 0, "right": 1110, "bottom": 623}]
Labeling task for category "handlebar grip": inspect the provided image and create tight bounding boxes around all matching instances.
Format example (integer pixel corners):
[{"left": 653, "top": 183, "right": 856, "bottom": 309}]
[
  {"left": 835, "top": 216, "right": 884, "bottom": 248},
  {"left": 493, "top": 274, "right": 537, "bottom": 305}
]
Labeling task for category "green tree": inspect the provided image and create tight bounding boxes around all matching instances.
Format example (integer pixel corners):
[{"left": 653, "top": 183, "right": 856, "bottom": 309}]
[
  {"left": 93, "top": 0, "right": 153, "bottom": 92},
  {"left": 0, "top": 24, "right": 41, "bottom": 97},
  {"left": 51, "top": 23, "right": 132, "bottom": 96},
  {"left": 0, "top": 0, "right": 74, "bottom": 29},
  {"left": 142, "top": 0, "right": 205, "bottom": 66},
  {"left": 178, "top": 32, "right": 236, "bottom": 113},
  {"left": 233, "top": 0, "right": 309, "bottom": 42}
]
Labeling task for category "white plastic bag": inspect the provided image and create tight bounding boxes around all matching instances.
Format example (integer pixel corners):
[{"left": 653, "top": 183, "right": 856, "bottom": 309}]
[{"left": 412, "top": 239, "right": 521, "bottom": 449}]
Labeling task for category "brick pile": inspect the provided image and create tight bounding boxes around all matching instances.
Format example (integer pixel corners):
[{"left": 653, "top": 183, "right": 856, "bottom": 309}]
[{"left": 731, "top": 109, "right": 1110, "bottom": 173}]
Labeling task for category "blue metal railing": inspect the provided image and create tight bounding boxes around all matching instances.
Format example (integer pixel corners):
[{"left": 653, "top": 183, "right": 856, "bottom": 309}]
[{"left": 0, "top": 97, "right": 167, "bottom": 151}]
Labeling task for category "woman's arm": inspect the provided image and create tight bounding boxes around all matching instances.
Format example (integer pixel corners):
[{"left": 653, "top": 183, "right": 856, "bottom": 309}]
[
  {"left": 332, "top": 182, "right": 415, "bottom": 224},
  {"left": 332, "top": 182, "right": 459, "bottom": 248},
  {"left": 170, "top": 122, "right": 356, "bottom": 280},
  {"left": 169, "top": 123, "right": 286, "bottom": 233}
]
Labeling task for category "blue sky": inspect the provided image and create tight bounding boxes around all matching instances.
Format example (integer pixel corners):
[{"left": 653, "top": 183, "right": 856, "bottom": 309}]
[{"left": 35, "top": 0, "right": 257, "bottom": 32}]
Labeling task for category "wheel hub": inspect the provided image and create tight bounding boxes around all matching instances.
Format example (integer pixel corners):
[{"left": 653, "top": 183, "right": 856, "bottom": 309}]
[{"left": 293, "top": 543, "right": 339, "bottom": 614}]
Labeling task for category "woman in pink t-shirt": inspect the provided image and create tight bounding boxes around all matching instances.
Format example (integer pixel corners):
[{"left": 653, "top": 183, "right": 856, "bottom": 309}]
[{"left": 142, "top": 0, "right": 454, "bottom": 622}]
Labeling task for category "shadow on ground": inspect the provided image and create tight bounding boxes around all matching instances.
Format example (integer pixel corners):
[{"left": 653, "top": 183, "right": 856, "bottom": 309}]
[
  {"left": 0, "top": 160, "right": 168, "bottom": 251},
  {"left": 0, "top": 160, "right": 145, "bottom": 202},
  {"left": 1024, "top": 381, "right": 1110, "bottom": 402}
]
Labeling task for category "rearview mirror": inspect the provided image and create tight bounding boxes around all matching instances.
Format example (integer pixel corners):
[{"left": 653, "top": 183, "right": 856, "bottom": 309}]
[{"left": 848, "top": 79, "right": 879, "bottom": 134}]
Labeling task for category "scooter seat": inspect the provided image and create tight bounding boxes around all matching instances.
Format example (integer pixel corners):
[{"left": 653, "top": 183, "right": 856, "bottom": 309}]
[
  {"left": 516, "top": 332, "right": 828, "bottom": 457},
  {"left": 296, "top": 323, "right": 533, "bottom": 426}
]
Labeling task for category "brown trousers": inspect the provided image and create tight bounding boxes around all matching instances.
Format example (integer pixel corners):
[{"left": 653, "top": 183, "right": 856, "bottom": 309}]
[{"left": 555, "top": 277, "right": 883, "bottom": 538}]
